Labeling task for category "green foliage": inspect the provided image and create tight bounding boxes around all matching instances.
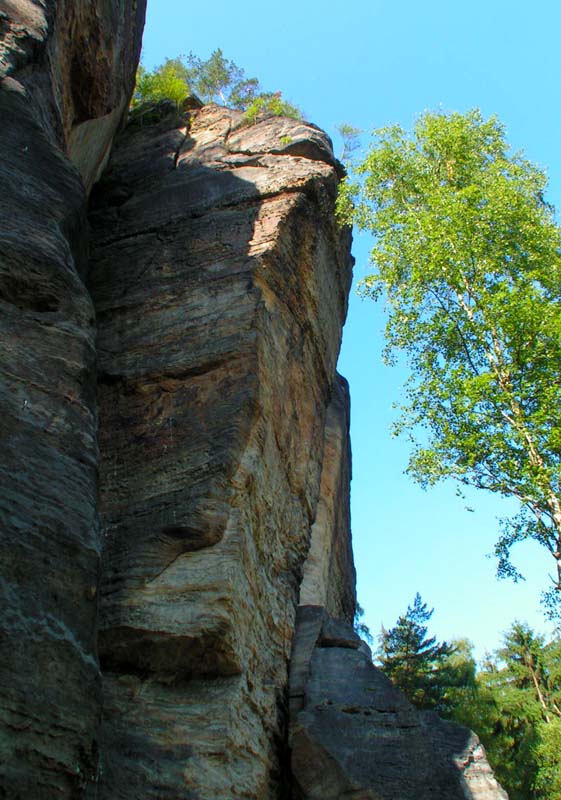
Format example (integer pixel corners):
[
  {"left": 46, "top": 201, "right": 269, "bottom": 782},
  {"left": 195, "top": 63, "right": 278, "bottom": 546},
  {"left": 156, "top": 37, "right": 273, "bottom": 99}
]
[
  {"left": 131, "top": 49, "right": 302, "bottom": 124},
  {"left": 445, "top": 621, "right": 561, "bottom": 799},
  {"left": 381, "top": 602, "right": 561, "bottom": 798},
  {"left": 353, "top": 602, "right": 373, "bottom": 644},
  {"left": 132, "top": 61, "right": 190, "bottom": 108},
  {"left": 336, "top": 123, "right": 362, "bottom": 162},
  {"left": 180, "top": 48, "right": 259, "bottom": 108},
  {"left": 378, "top": 592, "right": 457, "bottom": 710},
  {"left": 242, "top": 92, "right": 302, "bottom": 125},
  {"left": 338, "top": 109, "right": 561, "bottom": 617},
  {"left": 534, "top": 718, "right": 561, "bottom": 798}
]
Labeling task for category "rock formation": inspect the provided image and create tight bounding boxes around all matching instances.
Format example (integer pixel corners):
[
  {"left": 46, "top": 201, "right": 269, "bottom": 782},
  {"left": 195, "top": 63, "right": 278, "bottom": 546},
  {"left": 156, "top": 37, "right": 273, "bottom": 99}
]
[
  {"left": 87, "top": 101, "right": 353, "bottom": 798},
  {"left": 0, "top": 2, "right": 145, "bottom": 795},
  {"left": 299, "top": 375, "right": 355, "bottom": 620},
  {"left": 0, "top": 3, "right": 508, "bottom": 799},
  {"left": 289, "top": 606, "right": 508, "bottom": 800}
]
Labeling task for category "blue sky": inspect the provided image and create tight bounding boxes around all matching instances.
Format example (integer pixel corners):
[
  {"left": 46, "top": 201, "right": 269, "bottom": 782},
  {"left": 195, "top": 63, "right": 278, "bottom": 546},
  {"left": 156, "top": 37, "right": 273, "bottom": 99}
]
[{"left": 140, "top": 0, "right": 561, "bottom": 658}]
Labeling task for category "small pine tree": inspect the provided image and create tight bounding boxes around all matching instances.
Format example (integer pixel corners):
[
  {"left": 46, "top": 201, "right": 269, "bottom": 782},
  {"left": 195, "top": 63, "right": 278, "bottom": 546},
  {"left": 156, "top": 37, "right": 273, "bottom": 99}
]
[{"left": 378, "top": 592, "right": 453, "bottom": 709}]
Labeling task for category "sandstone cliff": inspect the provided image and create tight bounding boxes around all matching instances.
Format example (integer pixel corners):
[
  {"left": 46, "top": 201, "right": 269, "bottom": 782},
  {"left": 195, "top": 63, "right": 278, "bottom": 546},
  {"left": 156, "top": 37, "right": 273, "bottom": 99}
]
[
  {"left": 0, "top": 4, "right": 508, "bottom": 799},
  {"left": 87, "top": 100, "right": 353, "bottom": 799},
  {"left": 299, "top": 375, "right": 355, "bottom": 620},
  {"left": 0, "top": 2, "right": 145, "bottom": 795}
]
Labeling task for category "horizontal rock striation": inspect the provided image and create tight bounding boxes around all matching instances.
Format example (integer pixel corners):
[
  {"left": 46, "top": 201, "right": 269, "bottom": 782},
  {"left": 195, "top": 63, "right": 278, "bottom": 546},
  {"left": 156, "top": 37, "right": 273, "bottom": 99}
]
[
  {"left": 87, "top": 103, "right": 353, "bottom": 798},
  {"left": 0, "top": 2, "right": 145, "bottom": 796},
  {"left": 289, "top": 606, "right": 508, "bottom": 800},
  {"left": 0, "top": 10, "right": 509, "bottom": 799}
]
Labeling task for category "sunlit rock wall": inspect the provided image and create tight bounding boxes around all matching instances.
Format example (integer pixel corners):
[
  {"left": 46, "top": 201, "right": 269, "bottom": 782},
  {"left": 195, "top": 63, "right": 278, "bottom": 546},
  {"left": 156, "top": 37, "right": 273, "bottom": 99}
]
[
  {"left": 299, "top": 373, "right": 356, "bottom": 621},
  {"left": 87, "top": 102, "right": 353, "bottom": 799}
]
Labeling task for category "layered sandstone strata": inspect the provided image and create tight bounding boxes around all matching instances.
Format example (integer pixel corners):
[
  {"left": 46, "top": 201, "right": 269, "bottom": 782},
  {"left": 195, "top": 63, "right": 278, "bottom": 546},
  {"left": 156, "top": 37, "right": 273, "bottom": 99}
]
[
  {"left": 87, "top": 102, "right": 353, "bottom": 798},
  {"left": 0, "top": 8, "right": 510, "bottom": 798},
  {"left": 0, "top": 2, "right": 145, "bottom": 795}
]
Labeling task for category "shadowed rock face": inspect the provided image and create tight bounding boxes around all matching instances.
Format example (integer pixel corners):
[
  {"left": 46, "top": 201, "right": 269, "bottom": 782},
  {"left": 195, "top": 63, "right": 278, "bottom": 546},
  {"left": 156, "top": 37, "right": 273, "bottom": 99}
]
[
  {"left": 289, "top": 607, "right": 509, "bottom": 800},
  {"left": 87, "top": 103, "right": 353, "bottom": 799},
  {"left": 0, "top": 0, "right": 147, "bottom": 190},
  {"left": 0, "top": 2, "right": 145, "bottom": 796}
]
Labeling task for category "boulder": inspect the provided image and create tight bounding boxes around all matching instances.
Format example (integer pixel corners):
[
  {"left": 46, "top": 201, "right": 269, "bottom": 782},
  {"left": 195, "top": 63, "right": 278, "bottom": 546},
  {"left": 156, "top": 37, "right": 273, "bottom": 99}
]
[{"left": 290, "top": 606, "right": 509, "bottom": 800}]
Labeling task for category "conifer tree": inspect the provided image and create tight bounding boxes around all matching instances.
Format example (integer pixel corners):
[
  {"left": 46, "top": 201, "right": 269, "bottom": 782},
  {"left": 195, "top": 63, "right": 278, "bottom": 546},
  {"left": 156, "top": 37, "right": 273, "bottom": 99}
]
[{"left": 378, "top": 592, "right": 454, "bottom": 709}]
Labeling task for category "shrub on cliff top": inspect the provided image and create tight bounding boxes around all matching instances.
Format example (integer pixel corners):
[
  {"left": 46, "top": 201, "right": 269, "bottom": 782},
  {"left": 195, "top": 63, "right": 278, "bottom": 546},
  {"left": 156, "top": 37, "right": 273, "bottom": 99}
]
[
  {"left": 131, "top": 49, "right": 302, "bottom": 122},
  {"left": 242, "top": 92, "right": 302, "bottom": 125},
  {"left": 132, "top": 61, "right": 190, "bottom": 108}
]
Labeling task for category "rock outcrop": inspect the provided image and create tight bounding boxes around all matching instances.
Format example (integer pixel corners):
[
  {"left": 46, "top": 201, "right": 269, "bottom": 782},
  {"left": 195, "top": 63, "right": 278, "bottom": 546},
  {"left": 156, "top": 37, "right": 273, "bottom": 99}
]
[
  {"left": 0, "top": 2, "right": 145, "bottom": 796},
  {"left": 87, "top": 102, "right": 353, "bottom": 798},
  {"left": 289, "top": 606, "right": 508, "bottom": 800},
  {"left": 0, "top": 5, "right": 508, "bottom": 799},
  {"left": 0, "top": 0, "right": 146, "bottom": 190}
]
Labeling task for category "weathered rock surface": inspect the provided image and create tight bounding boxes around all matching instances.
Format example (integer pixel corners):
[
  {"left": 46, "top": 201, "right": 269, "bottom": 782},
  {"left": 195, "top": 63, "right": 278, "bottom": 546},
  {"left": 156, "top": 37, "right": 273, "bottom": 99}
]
[
  {"left": 299, "top": 374, "right": 355, "bottom": 621},
  {"left": 421, "top": 712, "right": 510, "bottom": 800},
  {"left": 0, "top": 2, "right": 145, "bottom": 796},
  {"left": 87, "top": 104, "right": 353, "bottom": 799},
  {"left": 0, "top": 0, "right": 146, "bottom": 190},
  {"left": 290, "top": 606, "right": 508, "bottom": 800}
]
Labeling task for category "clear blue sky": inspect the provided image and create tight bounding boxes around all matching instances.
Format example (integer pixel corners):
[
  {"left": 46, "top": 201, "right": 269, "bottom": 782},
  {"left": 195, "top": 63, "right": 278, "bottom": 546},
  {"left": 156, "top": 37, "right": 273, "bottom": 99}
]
[{"left": 140, "top": 0, "right": 561, "bottom": 658}]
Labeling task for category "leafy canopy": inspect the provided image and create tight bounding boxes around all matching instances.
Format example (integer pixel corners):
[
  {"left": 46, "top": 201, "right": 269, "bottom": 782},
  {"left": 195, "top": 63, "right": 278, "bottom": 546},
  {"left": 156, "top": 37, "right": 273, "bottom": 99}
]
[
  {"left": 338, "top": 110, "right": 561, "bottom": 617},
  {"left": 336, "top": 123, "right": 362, "bottom": 162},
  {"left": 181, "top": 48, "right": 259, "bottom": 108},
  {"left": 133, "top": 61, "right": 190, "bottom": 108}
]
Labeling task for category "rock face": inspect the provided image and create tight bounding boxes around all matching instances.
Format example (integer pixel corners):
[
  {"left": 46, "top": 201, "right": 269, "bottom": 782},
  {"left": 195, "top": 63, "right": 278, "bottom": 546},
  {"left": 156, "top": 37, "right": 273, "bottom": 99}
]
[
  {"left": 289, "top": 606, "right": 509, "bottom": 800},
  {"left": 0, "top": 0, "right": 146, "bottom": 190},
  {"left": 0, "top": 2, "right": 145, "bottom": 796},
  {"left": 87, "top": 103, "right": 353, "bottom": 799},
  {"left": 422, "top": 713, "right": 510, "bottom": 800},
  {"left": 299, "top": 375, "right": 355, "bottom": 621}
]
